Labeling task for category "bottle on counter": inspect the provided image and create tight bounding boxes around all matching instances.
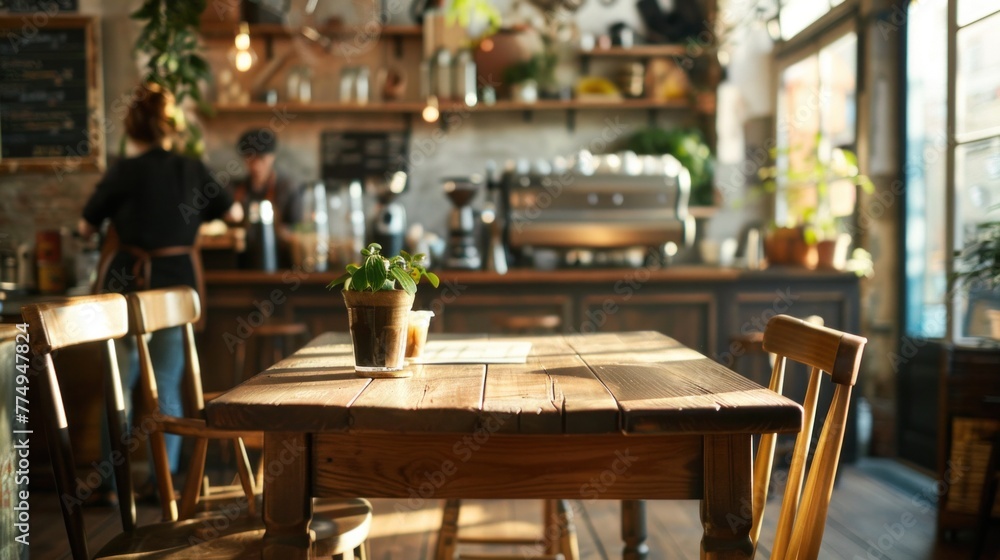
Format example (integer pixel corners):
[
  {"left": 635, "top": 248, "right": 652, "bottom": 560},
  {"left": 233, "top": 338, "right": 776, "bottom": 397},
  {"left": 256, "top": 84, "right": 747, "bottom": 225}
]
[{"left": 36, "top": 230, "right": 65, "bottom": 294}]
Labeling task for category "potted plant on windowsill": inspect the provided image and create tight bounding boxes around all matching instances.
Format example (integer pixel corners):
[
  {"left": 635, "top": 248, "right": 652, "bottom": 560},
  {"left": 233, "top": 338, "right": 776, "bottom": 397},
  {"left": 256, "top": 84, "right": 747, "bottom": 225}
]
[
  {"left": 327, "top": 243, "right": 439, "bottom": 377},
  {"left": 954, "top": 212, "right": 1000, "bottom": 340},
  {"left": 758, "top": 138, "right": 874, "bottom": 269}
]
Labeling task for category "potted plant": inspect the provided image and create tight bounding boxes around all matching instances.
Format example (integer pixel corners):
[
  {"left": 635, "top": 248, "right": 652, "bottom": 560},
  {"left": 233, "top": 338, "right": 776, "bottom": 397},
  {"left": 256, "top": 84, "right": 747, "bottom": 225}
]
[
  {"left": 758, "top": 137, "right": 874, "bottom": 269},
  {"left": 625, "top": 127, "right": 716, "bottom": 206},
  {"left": 327, "top": 243, "right": 439, "bottom": 377},
  {"left": 954, "top": 212, "right": 1000, "bottom": 340}
]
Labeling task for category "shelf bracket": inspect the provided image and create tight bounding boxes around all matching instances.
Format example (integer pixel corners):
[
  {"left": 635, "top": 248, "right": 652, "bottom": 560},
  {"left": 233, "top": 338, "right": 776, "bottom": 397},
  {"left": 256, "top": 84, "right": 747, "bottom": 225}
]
[
  {"left": 393, "top": 36, "right": 404, "bottom": 58},
  {"left": 522, "top": 110, "right": 533, "bottom": 123},
  {"left": 566, "top": 108, "right": 576, "bottom": 132},
  {"left": 440, "top": 112, "right": 450, "bottom": 132},
  {"left": 648, "top": 109, "right": 657, "bottom": 127},
  {"left": 404, "top": 113, "right": 413, "bottom": 136},
  {"left": 580, "top": 54, "right": 590, "bottom": 74}
]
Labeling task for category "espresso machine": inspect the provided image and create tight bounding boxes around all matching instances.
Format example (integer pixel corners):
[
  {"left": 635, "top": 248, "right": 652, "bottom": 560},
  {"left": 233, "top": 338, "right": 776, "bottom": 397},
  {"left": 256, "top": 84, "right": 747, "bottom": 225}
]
[
  {"left": 443, "top": 175, "right": 484, "bottom": 269},
  {"left": 367, "top": 171, "right": 408, "bottom": 256}
]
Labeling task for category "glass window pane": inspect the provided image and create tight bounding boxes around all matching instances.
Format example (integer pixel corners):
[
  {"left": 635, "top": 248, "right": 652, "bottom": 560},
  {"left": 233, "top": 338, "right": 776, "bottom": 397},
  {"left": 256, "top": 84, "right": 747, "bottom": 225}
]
[
  {"left": 780, "top": 0, "right": 832, "bottom": 40},
  {"left": 956, "top": 11, "right": 1000, "bottom": 137},
  {"left": 905, "top": 0, "right": 948, "bottom": 338},
  {"left": 819, "top": 33, "right": 857, "bottom": 149},
  {"left": 958, "top": 0, "right": 999, "bottom": 27},
  {"left": 955, "top": 137, "right": 1000, "bottom": 339},
  {"left": 776, "top": 55, "right": 820, "bottom": 226}
]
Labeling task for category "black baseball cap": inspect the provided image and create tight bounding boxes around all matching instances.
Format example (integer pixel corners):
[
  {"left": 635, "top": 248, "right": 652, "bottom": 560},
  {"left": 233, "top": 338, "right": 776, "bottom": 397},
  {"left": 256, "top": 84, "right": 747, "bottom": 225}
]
[{"left": 237, "top": 128, "right": 277, "bottom": 157}]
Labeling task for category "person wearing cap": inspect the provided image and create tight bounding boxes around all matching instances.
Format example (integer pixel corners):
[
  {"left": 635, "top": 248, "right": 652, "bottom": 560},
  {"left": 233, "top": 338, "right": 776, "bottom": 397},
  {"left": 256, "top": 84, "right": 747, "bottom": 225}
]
[{"left": 231, "top": 128, "right": 303, "bottom": 267}]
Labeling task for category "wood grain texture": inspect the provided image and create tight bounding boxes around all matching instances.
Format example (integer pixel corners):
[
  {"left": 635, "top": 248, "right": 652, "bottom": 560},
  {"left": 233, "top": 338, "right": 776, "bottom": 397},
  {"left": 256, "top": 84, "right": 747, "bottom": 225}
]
[
  {"left": 22, "top": 293, "right": 128, "bottom": 353},
  {"left": 127, "top": 287, "right": 200, "bottom": 334},
  {"left": 263, "top": 432, "right": 313, "bottom": 560},
  {"left": 700, "top": 434, "right": 754, "bottom": 559},
  {"left": 207, "top": 334, "right": 371, "bottom": 431},
  {"left": 207, "top": 331, "right": 800, "bottom": 437},
  {"left": 762, "top": 315, "right": 867, "bottom": 387},
  {"left": 311, "top": 433, "right": 703, "bottom": 500},
  {"left": 564, "top": 332, "right": 802, "bottom": 435},
  {"left": 754, "top": 315, "right": 867, "bottom": 560}
]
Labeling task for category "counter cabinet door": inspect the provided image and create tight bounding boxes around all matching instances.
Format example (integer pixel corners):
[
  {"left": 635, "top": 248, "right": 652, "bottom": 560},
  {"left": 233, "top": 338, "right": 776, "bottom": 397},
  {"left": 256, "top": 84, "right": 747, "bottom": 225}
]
[
  {"left": 431, "top": 294, "right": 573, "bottom": 335},
  {"left": 577, "top": 292, "right": 717, "bottom": 354}
]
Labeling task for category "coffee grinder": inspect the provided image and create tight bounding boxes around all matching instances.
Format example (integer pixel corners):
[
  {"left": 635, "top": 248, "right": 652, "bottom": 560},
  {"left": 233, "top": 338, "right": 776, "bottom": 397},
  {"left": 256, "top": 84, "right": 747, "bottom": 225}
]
[
  {"left": 443, "top": 175, "right": 483, "bottom": 269},
  {"left": 367, "top": 171, "right": 408, "bottom": 256}
]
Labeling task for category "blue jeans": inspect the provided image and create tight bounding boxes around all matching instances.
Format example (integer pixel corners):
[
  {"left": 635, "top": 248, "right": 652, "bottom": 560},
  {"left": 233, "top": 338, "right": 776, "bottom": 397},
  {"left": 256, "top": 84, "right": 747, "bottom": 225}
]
[{"left": 114, "top": 326, "right": 185, "bottom": 474}]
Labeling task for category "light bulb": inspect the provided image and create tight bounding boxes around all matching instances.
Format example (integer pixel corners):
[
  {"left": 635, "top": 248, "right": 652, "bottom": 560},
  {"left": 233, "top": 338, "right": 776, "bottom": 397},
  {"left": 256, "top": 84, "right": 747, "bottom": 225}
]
[
  {"left": 236, "top": 22, "right": 251, "bottom": 50},
  {"left": 235, "top": 32, "right": 250, "bottom": 50},
  {"left": 422, "top": 95, "right": 439, "bottom": 123},
  {"left": 235, "top": 50, "right": 253, "bottom": 72}
]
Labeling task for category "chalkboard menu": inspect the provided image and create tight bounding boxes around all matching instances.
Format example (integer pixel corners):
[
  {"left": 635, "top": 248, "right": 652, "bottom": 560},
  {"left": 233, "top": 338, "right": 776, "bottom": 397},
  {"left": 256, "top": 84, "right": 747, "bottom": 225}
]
[
  {"left": 0, "top": 16, "right": 102, "bottom": 172},
  {"left": 320, "top": 131, "right": 409, "bottom": 180}
]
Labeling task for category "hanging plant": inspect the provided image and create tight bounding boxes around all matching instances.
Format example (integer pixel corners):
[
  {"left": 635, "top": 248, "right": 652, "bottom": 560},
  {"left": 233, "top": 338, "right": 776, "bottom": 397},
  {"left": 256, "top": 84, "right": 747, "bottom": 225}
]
[{"left": 132, "top": 0, "right": 212, "bottom": 156}]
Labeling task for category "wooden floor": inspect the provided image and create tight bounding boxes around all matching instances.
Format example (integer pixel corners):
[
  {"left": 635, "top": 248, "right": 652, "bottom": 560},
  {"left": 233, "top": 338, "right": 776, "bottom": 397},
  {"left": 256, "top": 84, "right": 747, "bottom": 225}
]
[{"left": 28, "top": 459, "right": 990, "bottom": 559}]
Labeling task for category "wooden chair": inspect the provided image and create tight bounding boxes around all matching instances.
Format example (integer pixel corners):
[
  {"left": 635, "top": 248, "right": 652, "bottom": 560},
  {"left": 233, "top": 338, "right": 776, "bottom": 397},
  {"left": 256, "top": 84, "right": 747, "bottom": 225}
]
[
  {"left": 126, "top": 286, "right": 258, "bottom": 521},
  {"left": 751, "top": 314, "right": 867, "bottom": 560},
  {"left": 22, "top": 293, "right": 373, "bottom": 560}
]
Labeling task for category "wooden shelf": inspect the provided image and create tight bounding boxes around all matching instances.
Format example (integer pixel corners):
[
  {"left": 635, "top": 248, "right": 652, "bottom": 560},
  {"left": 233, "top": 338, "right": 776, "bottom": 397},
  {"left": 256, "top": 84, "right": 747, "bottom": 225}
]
[
  {"left": 578, "top": 45, "right": 689, "bottom": 58},
  {"left": 199, "top": 22, "right": 421, "bottom": 39},
  {"left": 209, "top": 97, "right": 707, "bottom": 117}
]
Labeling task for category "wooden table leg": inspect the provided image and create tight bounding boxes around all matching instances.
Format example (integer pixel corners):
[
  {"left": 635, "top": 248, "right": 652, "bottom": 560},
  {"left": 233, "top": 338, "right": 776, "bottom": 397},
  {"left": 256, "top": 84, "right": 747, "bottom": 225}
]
[
  {"left": 263, "top": 432, "right": 313, "bottom": 560},
  {"left": 621, "top": 500, "right": 648, "bottom": 560},
  {"left": 701, "top": 434, "right": 754, "bottom": 559}
]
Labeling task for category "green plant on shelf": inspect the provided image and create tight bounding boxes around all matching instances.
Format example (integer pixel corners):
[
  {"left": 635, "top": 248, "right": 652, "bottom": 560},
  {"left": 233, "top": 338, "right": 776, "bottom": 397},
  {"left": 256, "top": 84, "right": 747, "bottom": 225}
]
[
  {"left": 327, "top": 243, "right": 440, "bottom": 294},
  {"left": 132, "top": 0, "right": 212, "bottom": 156},
  {"left": 625, "top": 127, "right": 715, "bottom": 206}
]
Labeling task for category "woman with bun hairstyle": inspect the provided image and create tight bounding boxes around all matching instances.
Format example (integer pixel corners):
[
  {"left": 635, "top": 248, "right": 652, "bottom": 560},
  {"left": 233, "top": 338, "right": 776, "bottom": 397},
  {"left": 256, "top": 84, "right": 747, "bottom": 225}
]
[{"left": 79, "top": 83, "right": 241, "bottom": 489}]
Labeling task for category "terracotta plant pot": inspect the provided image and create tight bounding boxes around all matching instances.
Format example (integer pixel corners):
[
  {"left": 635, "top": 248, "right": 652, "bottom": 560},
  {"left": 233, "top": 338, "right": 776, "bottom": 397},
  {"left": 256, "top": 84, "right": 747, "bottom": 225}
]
[
  {"left": 764, "top": 227, "right": 800, "bottom": 266},
  {"left": 343, "top": 290, "right": 415, "bottom": 377},
  {"left": 791, "top": 238, "right": 818, "bottom": 269},
  {"left": 816, "top": 234, "right": 852, "bottom": 271}
]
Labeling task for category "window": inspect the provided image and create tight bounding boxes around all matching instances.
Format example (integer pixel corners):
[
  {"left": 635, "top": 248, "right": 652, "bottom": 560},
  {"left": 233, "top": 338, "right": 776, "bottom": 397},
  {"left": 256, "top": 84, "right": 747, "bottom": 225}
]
[
  {"left": 905, "top": 0, "right": 1000, "bottom": 340},
  {"left": 774, "top": 21, "right": 858, "bottom": 231}
]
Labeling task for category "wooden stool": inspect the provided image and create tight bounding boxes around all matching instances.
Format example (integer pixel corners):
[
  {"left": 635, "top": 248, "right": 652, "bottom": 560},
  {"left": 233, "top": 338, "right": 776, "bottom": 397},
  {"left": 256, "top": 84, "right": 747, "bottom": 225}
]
[
  {"left": 232, "top": 322, "right": 310, "bottom": 385},
  {"left": 435, "top": 498, "right": 579, "bottom": 560}
]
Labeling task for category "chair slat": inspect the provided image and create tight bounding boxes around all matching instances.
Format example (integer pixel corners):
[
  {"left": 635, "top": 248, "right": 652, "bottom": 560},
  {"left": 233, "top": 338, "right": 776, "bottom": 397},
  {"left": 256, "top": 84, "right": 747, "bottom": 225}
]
[
  {"left": 23, "top": 294, "right": 128, "bottom": 353},
  {"left": 753, "top": 314, "right": 867, "bottom": 560},
  {"left": 770, "top": 366, "right": 822, "bottom": 560},
  {"left": 127, "top": 287, "right": 200, "bottom": 334},
  {"left": 761, "top": 315, "right": 866, "bottom": 386}
]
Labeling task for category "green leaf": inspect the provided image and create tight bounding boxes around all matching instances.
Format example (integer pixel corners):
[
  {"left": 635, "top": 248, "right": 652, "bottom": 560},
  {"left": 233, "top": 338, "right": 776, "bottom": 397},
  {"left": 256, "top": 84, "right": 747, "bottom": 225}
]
[
  {"left": 363, "top": 255, "right": 388, "bottom": 292},
  {"left": 424, "top": 271, "right": 441, "bottom": 288},
  {"left": 399, "top": 249, "right": 411, "bottom": 261},
  {"left": 391, "top": 266, "right": 418, "bottom": 294},
  {"left": 326, "top": 271, "right": 352, "bottom": 290}
]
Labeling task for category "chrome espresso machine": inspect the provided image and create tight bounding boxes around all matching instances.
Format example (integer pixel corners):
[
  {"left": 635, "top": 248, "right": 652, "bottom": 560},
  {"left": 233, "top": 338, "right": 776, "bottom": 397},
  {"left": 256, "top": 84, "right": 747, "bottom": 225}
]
[{"left": 500, "top": 152, "right": 696, "bottom": 268}]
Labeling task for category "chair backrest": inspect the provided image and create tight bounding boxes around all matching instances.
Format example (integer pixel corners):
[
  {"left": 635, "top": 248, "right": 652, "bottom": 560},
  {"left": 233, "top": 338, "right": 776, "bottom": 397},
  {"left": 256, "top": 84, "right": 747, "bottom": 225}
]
[
  {"left": 751, "top": 314, "right": 866, "bottom": 560},
  {"left": 21, "top": 294, "right": 135, "bottom": 560},
  {"left": 126, "top": 286, "right": 206, "bottom": 418}
]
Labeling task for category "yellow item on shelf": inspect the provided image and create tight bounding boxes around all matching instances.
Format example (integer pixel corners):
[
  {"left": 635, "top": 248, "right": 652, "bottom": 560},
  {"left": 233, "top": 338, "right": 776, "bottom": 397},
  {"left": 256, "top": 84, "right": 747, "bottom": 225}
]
[{"left": 575, "top": 76, "right": 622, "bottom": 100}]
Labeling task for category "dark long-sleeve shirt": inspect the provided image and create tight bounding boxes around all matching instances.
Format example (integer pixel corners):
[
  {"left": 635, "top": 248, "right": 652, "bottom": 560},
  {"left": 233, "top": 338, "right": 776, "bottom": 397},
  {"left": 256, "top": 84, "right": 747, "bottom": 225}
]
[{"left": 83, "top": 147, "right": 232, "bottom": 292}]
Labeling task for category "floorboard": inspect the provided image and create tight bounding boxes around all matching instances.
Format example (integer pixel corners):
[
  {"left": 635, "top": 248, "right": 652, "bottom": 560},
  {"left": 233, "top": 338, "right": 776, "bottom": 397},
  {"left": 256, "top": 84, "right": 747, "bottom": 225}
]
[{"left": 26, "top": 459, "right": 989, "bottom": 559}]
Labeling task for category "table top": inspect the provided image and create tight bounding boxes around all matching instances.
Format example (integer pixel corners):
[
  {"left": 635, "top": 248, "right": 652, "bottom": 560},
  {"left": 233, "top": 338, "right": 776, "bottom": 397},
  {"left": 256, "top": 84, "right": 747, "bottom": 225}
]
[{"left": 206, "top": 331, "right": 802, "bottom": 436}]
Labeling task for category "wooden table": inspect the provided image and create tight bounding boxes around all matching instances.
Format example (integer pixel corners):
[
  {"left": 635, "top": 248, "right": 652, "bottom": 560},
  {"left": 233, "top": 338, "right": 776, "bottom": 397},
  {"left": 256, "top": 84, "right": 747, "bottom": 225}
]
[{"left": 206, "top": 331, "right": 802, "bottom": 559}]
